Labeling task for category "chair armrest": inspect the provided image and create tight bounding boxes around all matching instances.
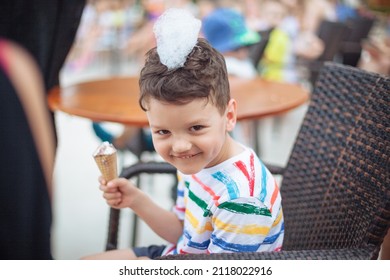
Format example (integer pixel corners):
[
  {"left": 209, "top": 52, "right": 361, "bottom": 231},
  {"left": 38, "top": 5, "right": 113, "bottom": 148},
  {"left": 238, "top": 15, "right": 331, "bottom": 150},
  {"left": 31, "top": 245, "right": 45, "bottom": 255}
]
[
  {"left": 120, "top": 161, "right": 177, "bottom": 179},
  {"left": 157, "top": 246, "right": 377, "bottom": 260}
]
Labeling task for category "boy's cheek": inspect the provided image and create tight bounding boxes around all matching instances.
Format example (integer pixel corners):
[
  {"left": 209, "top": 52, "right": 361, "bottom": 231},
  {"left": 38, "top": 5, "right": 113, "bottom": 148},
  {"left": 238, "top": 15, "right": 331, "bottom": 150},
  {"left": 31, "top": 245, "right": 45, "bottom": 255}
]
[{"left": 152, "top": 141, "right": 166, "bottom": 157}]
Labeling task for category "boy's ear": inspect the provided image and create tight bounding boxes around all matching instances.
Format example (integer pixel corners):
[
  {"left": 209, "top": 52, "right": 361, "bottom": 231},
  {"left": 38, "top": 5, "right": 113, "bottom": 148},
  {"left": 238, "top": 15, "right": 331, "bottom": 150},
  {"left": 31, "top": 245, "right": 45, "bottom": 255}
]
[{"left": 226, "top": 99, "right": 237, "bottom": 132}]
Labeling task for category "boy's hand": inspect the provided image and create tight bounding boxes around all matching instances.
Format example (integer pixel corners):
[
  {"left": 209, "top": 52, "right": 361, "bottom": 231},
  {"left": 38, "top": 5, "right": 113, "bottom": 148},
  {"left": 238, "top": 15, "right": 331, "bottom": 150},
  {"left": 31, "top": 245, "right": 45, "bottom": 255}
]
[{"left": 98, "top": 176, "right": 140, "bottom": 209}]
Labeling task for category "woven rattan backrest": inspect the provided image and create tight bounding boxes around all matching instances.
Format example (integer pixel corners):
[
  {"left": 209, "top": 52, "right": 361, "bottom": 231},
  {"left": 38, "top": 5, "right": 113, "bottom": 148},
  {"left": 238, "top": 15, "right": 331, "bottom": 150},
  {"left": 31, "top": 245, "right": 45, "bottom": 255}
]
[{"left": 281, "top": 62, "right": 389, "bottom": 253}]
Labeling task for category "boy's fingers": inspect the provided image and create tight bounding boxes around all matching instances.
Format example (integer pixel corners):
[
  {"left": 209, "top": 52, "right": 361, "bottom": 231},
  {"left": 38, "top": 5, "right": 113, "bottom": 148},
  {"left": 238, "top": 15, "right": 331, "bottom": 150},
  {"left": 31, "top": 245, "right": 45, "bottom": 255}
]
[
  {"left": 98, "top": 176, "right": 107, "bottom": 185},
  {"left": 103, "top": 192, "right": 121, "bottom": 200},
  {"left": 106, "top": 181, "right": 118, "bottom": 188},
  {"left": 99, "top": 184, "right": 118, "bottom": 192},
  {"left": 107, "top": 199, "right": 121, "bottom": 207}
]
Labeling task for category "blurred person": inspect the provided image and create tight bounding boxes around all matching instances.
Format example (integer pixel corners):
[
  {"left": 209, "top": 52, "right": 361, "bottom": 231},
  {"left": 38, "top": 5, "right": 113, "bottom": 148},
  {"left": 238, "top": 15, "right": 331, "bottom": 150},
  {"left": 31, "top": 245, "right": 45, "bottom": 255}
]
[
  {"left": 359, "top": 36, "right": 390, "bottom": 76},
  {"left": 254, "top": 0, "right": 293, "bottom": 82},
  {"left": 279, "top": 0, "right": 325, "bottom": 60},
  {"left": 202, "top": 7, "right": 260, "bottom": 79},
  {"left": 124, "top": 0, "right": 164, "bottom": 65},
  {"left": 252, "top": 0, "right": 324, "bottom": 83},
  {"left": 0, "top": 0, "right": 86, "bottom": 142},
  {"left": 197, "top": 0, "right": 247, "bottom": 18},
  {"left": 245, "top": 0, "right": 320, "bottom": 155},
  {"left": 92, "top": 123, "right": 154, "bottom": 157},
  {"left": 301, "top": 0, "right": 338, "bottom": 33},
  {"left": 0, "top": 39, "right": 55, "bottom": 259},
  {"left": 66, "top": 0, "right": 140, "bottom": 72},
  {"left": 65, "top": 0, "right": 109, "bottom": 71},
  {"left": 197, "top": 0, "right": 219, "bottom": 18},
  {"left": 0, "top": 0, "right": 85, "bottom": 259}
]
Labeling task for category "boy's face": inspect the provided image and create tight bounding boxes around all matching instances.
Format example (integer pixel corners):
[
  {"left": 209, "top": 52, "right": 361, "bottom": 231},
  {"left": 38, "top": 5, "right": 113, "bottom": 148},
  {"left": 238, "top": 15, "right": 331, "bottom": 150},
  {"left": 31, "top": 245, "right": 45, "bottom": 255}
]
[{"left": 146, "top": 97, "right": 237, "bottom": 175}]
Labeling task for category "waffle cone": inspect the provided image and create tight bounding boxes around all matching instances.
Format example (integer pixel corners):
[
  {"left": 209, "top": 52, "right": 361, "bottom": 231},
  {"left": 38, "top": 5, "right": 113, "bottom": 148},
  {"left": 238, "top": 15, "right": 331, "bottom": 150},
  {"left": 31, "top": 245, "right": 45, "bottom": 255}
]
[
  {"left": 93, "top": 142, "right": 118, "bottom": 181},
  {"left": 94, "top": 153, "right": 118, "bottom": 181}
]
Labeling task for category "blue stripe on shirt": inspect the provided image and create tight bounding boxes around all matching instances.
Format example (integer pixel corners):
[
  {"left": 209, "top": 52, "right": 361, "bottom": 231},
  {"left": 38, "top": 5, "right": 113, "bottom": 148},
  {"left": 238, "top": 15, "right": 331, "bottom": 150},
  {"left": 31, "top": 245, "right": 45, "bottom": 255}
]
[
  {"left": 183, "top": 230, "right": 210, "bottom": 250},
  {"left": 259, "top": 162, "right": 267, "bottom": 202},
  {"left": 262, "top": 223, "right": 284, "bottom": 244},
  {"left": 212, "top": 171, "right": 239, "bottom": 200},
  {"left": 211, "top": 234, "right": 260, "bottom": 252}
]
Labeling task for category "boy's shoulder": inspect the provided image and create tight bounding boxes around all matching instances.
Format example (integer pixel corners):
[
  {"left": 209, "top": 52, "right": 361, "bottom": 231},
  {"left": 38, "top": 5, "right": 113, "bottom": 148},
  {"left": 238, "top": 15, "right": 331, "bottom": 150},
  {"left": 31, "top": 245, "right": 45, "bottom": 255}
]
[{"left": 180, "top": 146, "right": 278, "bottom": 210}]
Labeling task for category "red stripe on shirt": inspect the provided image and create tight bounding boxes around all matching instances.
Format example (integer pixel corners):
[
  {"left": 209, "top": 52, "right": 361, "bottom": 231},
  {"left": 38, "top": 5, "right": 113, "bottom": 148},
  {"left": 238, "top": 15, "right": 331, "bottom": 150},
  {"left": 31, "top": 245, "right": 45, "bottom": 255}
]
[{"left": 192, "top": 174, "right": 220, "bottom": 206}]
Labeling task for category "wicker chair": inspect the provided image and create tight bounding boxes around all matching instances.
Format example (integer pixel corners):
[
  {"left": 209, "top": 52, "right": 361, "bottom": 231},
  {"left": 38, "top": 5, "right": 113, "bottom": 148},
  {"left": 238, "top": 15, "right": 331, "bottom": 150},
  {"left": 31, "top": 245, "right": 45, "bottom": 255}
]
[{"left": 106, "top": 62, "right": 390, "bottom": 260}]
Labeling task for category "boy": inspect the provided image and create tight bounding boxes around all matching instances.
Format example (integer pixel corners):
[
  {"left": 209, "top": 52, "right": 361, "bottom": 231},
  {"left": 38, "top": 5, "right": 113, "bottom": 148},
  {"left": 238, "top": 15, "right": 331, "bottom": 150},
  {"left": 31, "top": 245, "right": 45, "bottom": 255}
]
[{"left": 83, "top": 8, "right": 283, "bottom": 260}]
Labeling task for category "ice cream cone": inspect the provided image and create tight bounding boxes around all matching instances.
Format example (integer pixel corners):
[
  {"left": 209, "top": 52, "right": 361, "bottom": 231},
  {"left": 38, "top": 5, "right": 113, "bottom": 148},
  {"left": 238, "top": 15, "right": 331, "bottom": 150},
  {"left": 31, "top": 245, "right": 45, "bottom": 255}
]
[{"left": 93, "top": 141, "right": 118, "bottom": 181}]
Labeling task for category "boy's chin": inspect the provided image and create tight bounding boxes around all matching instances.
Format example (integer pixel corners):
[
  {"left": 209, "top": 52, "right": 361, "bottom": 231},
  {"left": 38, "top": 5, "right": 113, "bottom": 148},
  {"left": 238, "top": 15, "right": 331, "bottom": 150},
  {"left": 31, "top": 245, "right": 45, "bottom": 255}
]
[
  {"left": 171, "top": 162, "right": 204, "bottom": 175},
  {"left": 175, "top": 166, "right": 201, "bottom": 175}
]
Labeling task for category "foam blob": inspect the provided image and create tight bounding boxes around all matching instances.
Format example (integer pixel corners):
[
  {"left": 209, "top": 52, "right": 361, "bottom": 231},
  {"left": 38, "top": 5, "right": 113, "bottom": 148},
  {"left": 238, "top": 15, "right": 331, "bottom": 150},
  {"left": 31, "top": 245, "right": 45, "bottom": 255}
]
[{"left": 153, "top": 8, "right": 201, "bottom": 70}]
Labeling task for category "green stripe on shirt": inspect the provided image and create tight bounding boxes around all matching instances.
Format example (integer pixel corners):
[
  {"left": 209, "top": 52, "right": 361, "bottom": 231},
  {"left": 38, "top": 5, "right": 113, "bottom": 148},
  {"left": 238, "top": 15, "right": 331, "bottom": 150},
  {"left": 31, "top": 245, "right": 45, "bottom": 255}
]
[{"left": 218, "top": 201, "right": 271, "bottom": 216}]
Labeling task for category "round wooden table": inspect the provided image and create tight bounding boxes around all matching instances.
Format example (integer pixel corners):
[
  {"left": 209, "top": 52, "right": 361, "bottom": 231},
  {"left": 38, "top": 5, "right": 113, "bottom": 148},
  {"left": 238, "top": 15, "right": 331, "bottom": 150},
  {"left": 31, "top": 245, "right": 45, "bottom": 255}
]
[{"left": 48, "top": 76, "right": 309, "bottom": 126}]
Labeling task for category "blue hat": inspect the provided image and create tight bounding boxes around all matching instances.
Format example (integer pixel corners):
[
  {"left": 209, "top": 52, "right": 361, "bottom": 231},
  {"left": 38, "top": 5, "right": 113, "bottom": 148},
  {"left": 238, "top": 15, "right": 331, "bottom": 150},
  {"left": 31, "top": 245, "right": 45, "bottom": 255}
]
[{"left": 202, "top": 8, "right": 260, "bottom": 53}]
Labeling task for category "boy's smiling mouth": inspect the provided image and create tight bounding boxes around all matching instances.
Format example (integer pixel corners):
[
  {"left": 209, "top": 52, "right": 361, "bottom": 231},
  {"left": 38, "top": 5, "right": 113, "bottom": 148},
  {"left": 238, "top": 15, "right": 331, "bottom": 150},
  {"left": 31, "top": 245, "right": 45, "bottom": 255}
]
[{"left": 171, "top": 153, "right": 201, "bottom": 159}]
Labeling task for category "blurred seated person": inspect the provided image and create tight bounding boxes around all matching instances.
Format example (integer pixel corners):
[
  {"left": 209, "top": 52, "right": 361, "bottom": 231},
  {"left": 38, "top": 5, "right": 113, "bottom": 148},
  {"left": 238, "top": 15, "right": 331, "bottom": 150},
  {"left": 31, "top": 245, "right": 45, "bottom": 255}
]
[
  {"left": 92, "top": 123, "right": 154, "bottom": 157},
  {"left": 358, "top": 35, "right": 390, "bottom": 76},
  {"left": 202, "top": 7, "right": 260, "bottom": 79},
  {"left": 66, "top": 0, "right": 137, "bottom": 72},
  {"left": 124, "top": 0, "right": 162, "bottom": 65},
  {"left": 279, "top": 0, "right": 325, "bottom": 59},
  {"left": 255, "top": 0, "right": 291, "bottom": 82},
  {"left": 255, "top": 0, "right": 324, "bottom": 83},
  {"left": 301, "top": 0, "right": 337, "bottom": 33}
]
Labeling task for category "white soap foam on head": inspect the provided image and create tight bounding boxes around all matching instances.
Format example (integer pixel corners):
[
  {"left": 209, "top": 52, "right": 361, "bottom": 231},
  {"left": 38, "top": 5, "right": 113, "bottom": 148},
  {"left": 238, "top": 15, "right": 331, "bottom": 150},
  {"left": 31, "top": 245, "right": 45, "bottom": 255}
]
[{"left": 153, "top": 8, "right": 201, "bottom": 70}]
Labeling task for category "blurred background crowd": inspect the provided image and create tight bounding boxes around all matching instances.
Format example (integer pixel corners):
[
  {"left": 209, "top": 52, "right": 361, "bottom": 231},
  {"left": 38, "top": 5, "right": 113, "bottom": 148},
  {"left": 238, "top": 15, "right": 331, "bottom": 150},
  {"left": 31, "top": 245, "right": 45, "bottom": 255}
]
[
  {"left": 64, "top": 0, "right": 390, "bottom": 85},
  {"left": 63, "top": 0, "right": 390, "bottom": 159}
]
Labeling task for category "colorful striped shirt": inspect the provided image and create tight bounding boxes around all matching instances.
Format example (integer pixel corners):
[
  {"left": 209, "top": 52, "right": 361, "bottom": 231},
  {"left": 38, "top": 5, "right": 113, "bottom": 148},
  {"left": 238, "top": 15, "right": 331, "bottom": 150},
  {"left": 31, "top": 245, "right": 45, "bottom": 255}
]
[{"left": 163, "top": 146, "right": 284, "bottom": 255}]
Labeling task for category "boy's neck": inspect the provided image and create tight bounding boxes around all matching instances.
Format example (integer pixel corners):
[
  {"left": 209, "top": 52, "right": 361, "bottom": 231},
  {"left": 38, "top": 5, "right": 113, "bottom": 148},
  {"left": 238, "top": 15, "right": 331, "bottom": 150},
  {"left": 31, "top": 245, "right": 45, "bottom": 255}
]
[{"left": 218, "top": 134, "right": 245, "bottom": 164}]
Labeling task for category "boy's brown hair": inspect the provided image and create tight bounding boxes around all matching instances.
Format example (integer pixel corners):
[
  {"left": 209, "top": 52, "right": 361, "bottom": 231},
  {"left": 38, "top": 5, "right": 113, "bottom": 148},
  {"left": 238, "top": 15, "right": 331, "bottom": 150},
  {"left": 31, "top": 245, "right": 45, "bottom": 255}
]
[{"left": 139, "top": 38, "right": 230, "bottom": 115}]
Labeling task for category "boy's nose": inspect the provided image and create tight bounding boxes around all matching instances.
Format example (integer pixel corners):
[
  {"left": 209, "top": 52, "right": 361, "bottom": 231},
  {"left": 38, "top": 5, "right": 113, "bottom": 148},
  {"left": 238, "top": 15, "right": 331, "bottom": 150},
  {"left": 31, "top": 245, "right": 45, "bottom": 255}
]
[{"left": 172, "top": 137, "right": 192, "bottom": 153}]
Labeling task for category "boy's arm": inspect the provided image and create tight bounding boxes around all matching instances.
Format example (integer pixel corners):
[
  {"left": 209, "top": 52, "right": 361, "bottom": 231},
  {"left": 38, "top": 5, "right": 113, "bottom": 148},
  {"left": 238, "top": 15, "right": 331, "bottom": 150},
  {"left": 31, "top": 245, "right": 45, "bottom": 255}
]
[
  {"left": 131, "top": 191, "right": 183, "bottom": 244},
  {"left": 102, "top": 177, "right": 183, "bottom": 244}
]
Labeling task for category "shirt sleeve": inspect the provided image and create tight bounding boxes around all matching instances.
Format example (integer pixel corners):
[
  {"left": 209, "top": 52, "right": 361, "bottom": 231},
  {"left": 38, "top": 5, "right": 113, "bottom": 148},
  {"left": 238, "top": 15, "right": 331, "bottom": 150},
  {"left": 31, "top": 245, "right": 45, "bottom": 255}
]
[{"left": 172, "top": 173, "right": 186, "bottom": 221}]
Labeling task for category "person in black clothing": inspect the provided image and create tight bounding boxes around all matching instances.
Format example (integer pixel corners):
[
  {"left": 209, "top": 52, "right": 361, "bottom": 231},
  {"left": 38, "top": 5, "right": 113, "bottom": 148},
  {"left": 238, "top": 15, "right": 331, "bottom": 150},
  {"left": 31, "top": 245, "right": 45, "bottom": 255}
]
[{"left": 0, "top": 0, "right": 85, "bottom": 259}]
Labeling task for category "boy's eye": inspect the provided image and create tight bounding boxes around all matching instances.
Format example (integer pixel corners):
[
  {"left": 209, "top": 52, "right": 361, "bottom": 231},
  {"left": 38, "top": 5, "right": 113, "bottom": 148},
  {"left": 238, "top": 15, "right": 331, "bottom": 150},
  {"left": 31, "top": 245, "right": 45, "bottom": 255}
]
[
  {"left": 190, "top": 125, "right": 204, "bottom": 132},
  {"left": 156, "top": 130, "right": 170, "bottom": 135}
]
